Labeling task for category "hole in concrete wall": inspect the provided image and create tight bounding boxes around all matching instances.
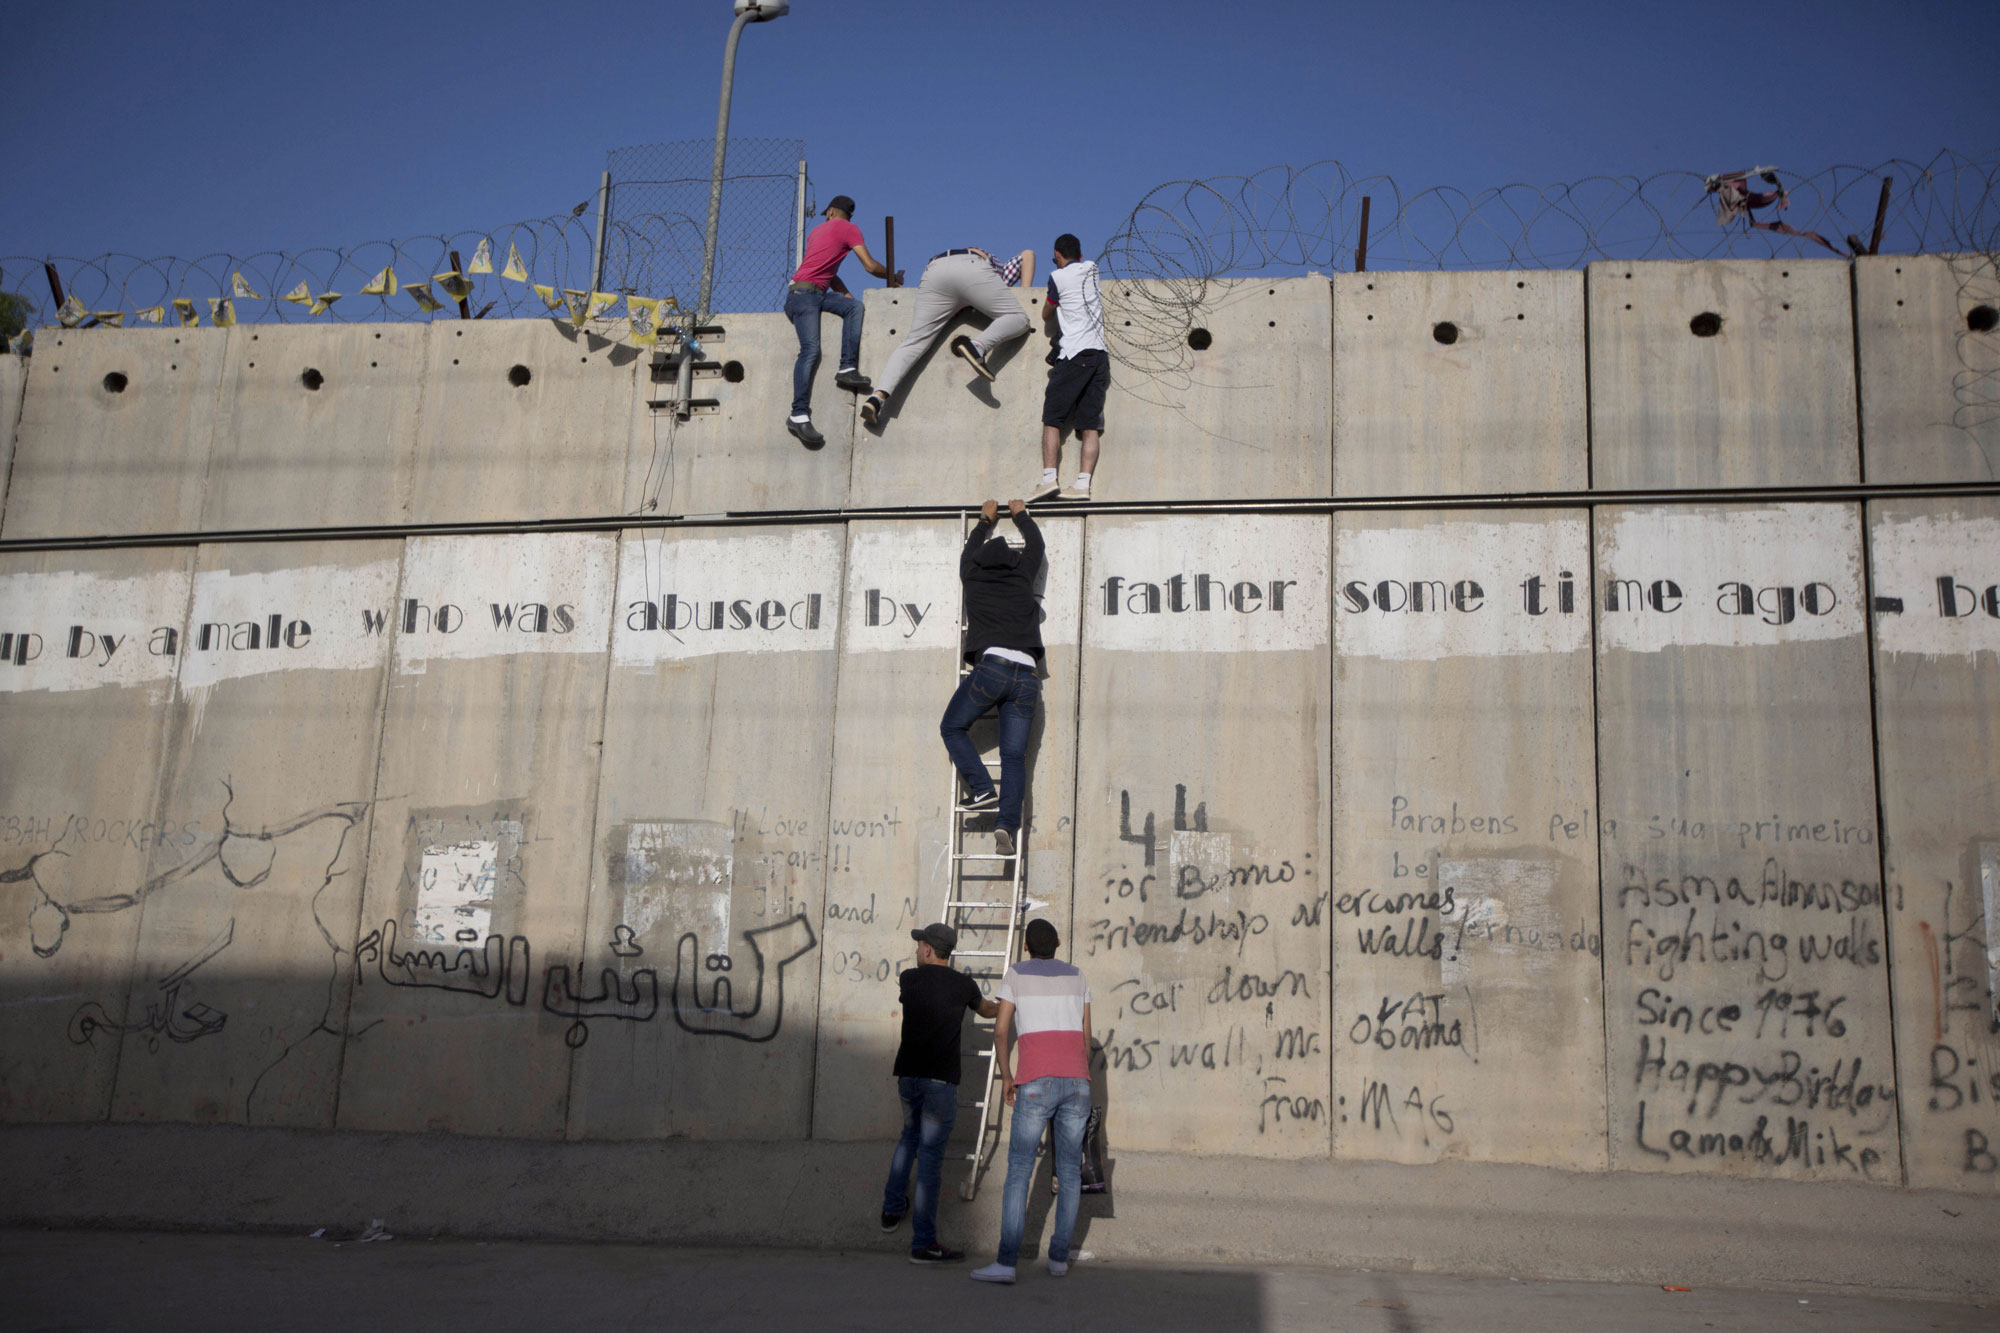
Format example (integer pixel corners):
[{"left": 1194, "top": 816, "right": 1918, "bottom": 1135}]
[
  {"left": 722, "top": 360, "right": 745, "bottom": 383},
  {"left": 1187, "top": 327, "right": 1212, "bottom": 350},
  {"left": 1516, "top": 281, "right": 1525, "bottom": 289},
  {"left": 102, "top": 372, "right": 127, "bottom": 393},
  {"left": 1968, "top": 305, "right": 1999, "bottom": 334},
  {"left": 1689, "top": 312, "right": 1723, "bottom": 338},
  {"left": 508, "top": 364, "right": 532, "bottom": 387},
  {"left": 1268, "top": 321, "right": 1276, "bottom": 328},
  {"left": 301, "top": 368, "right": 324, "bottom": 390},
  {"left": 1432, "top": 321, "right": 1460, "bottom": 345}
]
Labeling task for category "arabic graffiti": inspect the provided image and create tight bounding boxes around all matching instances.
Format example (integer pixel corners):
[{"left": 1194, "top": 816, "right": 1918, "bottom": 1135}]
[
  {"left": 670, "top": 913, "right": 819, "bottom": 1044},
  {"left": 68, "top": 921, "right": 236, "bottom": 1050},
  {"left": 354, "top": 912, "right": 820, "bottom": 1048}
]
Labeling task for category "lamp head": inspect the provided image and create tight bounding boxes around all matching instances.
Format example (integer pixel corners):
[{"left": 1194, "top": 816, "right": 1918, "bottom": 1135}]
[{"left": 734, "top": 0, "right": 789, "bottom": 19}]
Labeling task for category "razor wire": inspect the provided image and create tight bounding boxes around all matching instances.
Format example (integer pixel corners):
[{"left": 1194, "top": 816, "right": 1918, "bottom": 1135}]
[{"left": 1100, "top": 149, "right": 2000, "bottom": 380}]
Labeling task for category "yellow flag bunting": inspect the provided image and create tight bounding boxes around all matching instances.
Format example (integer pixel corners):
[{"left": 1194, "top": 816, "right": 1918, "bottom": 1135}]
[{"left": 47, "top": 232, "right": 677, "bottom": 345}]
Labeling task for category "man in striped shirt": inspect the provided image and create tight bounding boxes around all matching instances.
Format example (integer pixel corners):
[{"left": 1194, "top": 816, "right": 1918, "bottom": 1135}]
[{"left": 971, "top": 919, "right": 1093, "bottom": 1285}]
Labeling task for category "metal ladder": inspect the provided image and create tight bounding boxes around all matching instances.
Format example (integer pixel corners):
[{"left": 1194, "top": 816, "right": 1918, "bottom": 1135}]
[{"left": 943, "top": 510, "right": 1032, "bottom": 1202}]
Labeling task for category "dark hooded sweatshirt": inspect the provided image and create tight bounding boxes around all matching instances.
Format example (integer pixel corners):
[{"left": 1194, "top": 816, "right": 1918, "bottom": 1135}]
[{"left": 960, "top": 513, "right": 1045, "bottom": 664}]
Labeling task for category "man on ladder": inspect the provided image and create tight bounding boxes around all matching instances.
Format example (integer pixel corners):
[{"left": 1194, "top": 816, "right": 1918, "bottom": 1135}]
[{"left": 940, "top": 498, "right": 1044, "bottom": 859}]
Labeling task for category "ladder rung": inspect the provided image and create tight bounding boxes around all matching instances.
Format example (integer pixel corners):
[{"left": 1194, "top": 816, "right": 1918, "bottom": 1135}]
[
  {"left": 951, "top": 854, "right": 1017, "bottom": 862},
  {"left": 944, "top": 899, "right": 1014, "bottom": 908},
  {"left": 954, "top": 949, "right": 1008, "bottom": 957}
]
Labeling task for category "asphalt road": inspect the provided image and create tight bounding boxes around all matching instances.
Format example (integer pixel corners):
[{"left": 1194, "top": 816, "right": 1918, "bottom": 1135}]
[{"left": 3, "top": 1229, "right": 1989, "bottom": 1332}]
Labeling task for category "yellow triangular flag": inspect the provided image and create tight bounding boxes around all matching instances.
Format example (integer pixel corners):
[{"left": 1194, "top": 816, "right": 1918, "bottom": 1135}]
[
  {"left": 94, "top": 311, "right": 126, "bottom": 328},
  {"left": 502, "top": 244, "right": 529, "bottom": 283},
  {"left": 172, "top": 298, "right": 199, "bottom": 327},
  {"left": 433, "top": 271, "right": 474, "bottom": 302},
  {"left": 561, "top": 289, "right": 591, "bottom": 323},
  {"left": 135, "top": 305, "right": 165, "bottom": 324},
  {"left": 282, "top": 281, "right": 312, "bottom": 306},
  {"left": 532, "top": 283, "right": 562, "bottom": 311},
  {"left": 405, "top": 282, "right": 445, "bottom": 314},
  {"left": 208, "top": 296, "right": 236, "bottom": 327},
  {"left": 308, "top": 292, "right": 341, "bottom": 316},
  {"left": 359, "top": 266, "right": 399, "bottom": 296},
  {"left": 467, "top": 238, "right": 494, "bottom": 275},
  {"left": 588, "top": 291, "right": 620, "bottom": 320},
  {"left": 58, "top": 295, "right": 88, "bottom": 327},
  {"left": 627, "top": 296, "right": 661, "bottom": 345},
  {"left": 231, "top": 270, "right": 260, "bottom": 299}
]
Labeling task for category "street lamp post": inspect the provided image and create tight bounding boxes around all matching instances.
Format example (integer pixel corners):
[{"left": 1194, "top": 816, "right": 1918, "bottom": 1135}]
[{"left": 680, "top": 0, "right": 789, "bottom": 414}]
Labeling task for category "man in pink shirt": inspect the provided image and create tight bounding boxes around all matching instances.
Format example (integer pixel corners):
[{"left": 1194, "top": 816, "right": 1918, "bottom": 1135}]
[
  {"left": 785, "top": 194, "right": 889, "bottom": 448},
  {"left": 971, "top": 918, "right": 1093, "bottom": 1285}
]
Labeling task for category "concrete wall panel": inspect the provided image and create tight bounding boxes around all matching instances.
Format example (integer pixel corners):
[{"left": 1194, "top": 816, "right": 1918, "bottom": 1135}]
[
  {"left": 106, "top": 541, "right": 398, "bottom": 1127},
  {"left": 0, "top": 548, "right": 193, "bottom": 1120},
  {"left": 200, "top": 326, "right": 426, "bottom": 529},
  {"left": 1595, "top": 504, "right": 1896, "bottom": 1182},
  {"left": 1855, "top": 254, "right": 2000, "bottom": 483},
  {"left": 851, "top": 278, "right": 1331, "bottom": 506},
  {"left": 2, "top": 329, "right": 225, "bottom": 540},
  {"left": 335, "top": 532, "right": 615, "bottom": 1137},
  {"left": 1333, "top": 272, "right": 1586, "bottom": 494},
  {"left": 407, "top": 322, "right": 639, "bottom": 524},
  {"left": 1867, "top": 498, "right": 2000, "bottom": 1190},
  {"left": 1074, "top": 514, "right": 1332, "bottom": 1156},
  {"left": 0, "top": 353, "right": 24, "bottom": 523},
  {"left": 810, "top": 519, "right": 966, "bottom": 1140},
  {"left": 1588, "top": 260, "right": 1859, "bottom": 489},
  {"left": 564, "top": 526, "right": 842, "bottom": 1140},
  {"left": 1331, "top": 512, "right": 1605, "bottom": 1168},
  {"left": 623, "top": 315, "right": 854, "bottom": 517}
]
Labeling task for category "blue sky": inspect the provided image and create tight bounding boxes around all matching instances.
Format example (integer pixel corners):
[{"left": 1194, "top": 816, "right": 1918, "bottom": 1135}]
[{"left": 3, "top": 0, "right": 1993, "bottom": 307}]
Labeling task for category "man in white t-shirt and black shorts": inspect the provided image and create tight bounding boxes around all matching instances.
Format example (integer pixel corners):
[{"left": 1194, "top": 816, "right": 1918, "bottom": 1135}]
[{"left": 1032, "top": 233, "right": 1108, "bottom": 503}]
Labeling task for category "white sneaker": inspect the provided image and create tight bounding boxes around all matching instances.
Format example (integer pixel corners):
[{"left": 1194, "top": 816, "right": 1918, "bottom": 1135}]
[
  {"left": 970, "top": 1262, "right": 1017, "bottom": 1285},
  {"left": 1048, "top": 1260, "right": 1068, "bottom": 1277},
  {"left": 1056, "top": 484, "right": 1091, "bottom": 501},
  {"left": 1027, "top": 477, "right": 1060, "bottom": 502}
]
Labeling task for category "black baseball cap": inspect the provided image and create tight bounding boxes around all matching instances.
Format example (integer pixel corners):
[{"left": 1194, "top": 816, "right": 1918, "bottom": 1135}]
[
  {"left": 825, "top": 195, "right": 856, "bottom": 216},
  {"left": 912, "top": 922, "right": 957, "bottom": 956}
]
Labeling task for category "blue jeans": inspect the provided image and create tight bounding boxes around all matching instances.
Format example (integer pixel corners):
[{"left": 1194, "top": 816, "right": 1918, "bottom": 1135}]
[
  {"left": 998, "top": 1076, "right": 1091, "bottom": 1266},
  {"left": 784, "top": 285, "right": 863, "bottom": 416},
  {"left": 883, "top": 1076, "right": 958, "bottom": 1249},
  {"left": 940, "top": 657, "right": 1039, "bottom": 834}
]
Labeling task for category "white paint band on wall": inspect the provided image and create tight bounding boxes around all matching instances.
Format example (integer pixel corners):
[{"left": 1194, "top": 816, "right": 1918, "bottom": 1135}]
[
  {"left": 1086, "top": 515, "right": 1329, "bottom": 654},
  {"left": 842, "top": 527, "right": 961, "bottom": 653},
  {"left": 1335, "top": 517, "right": 1591, "bottom": 659},
  {"left": 178, "top": 560, "right": 401, "bottom": 688},
  {"left": 394, "top": 533, "right": 616, "bottom": 673},
  {"left": 611, "top": 530, "right": 841, "bottom": 665},
  {"left": 1867, "top": 511, "right": 2000, "bottom": 659},
  {"left": 0, "top": 567, "right": 190, "bottom": 695},
  {"left": 1597, "top": 505, "right": 1864, "bottom": 652}
]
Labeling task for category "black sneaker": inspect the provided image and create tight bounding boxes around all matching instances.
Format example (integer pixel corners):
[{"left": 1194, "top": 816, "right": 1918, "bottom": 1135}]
[
  {"left": 951, "top": 335, "right": 994, "bottom": 381},
  {"left": 910, "top": 1244, "right": 964, "bottom": 1265},
  {"left": 860, "top": 392, "right": 885, "bottom": 426},
  {"left": 961, "top": 789, "right": 1000, "bottom": 813},
  {"left": 835, "top": 368, "right": 872, "bottom": 392},
  {"left": 880, "top": 1209, "right": 907, "bottom": 1232},
  {"left": 787, "top": 418, "right": 825, "bottom": 449}
]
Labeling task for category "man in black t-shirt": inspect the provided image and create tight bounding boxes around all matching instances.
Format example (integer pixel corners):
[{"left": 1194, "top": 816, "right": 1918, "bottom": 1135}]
[
  {"left": 941, "top": 498, "right": 1045, "bottom": 860},
  {"left": 883, "top": 922, "right": 997, "bottom": 1263}
]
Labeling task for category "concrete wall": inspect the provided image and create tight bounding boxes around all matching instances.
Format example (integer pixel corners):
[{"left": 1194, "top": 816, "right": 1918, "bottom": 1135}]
[
  {"left": 1588, "top": 260, "right": 1860, "bottom": 489},
  {"left": 1855, "top": 254, "right": 2000, "bottom": 483},
  {"left": 10, "top": 259, "right": 2000, "bottom": 532},
  {"left": 1868, "top": 498, "right": 2000, "bottom": 1191},
  {"left": 0, "top": 352, "right": 24, "bottom": 520},
  {"left": 6, "top": 256, "right": 2000, "bottom": 1240},
  {"left": 0, "top": 509, "right": 1997, "bottom": 1201}
]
